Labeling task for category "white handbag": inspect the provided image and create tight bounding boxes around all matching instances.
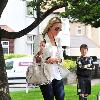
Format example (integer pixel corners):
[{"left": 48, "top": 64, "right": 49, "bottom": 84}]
[
  {"left": 26, "top": 58, "right": 51, "bottom": 85},
  {"left": 58, "top": 65, "right": 70, "bottom": 79}
]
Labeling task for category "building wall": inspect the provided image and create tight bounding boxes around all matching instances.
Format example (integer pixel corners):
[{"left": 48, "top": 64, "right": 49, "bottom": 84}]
[
  {"left": 70, "top": 48, "right": 100, "bottom": 58},
  {"left": 91, "top": 27, "right": 100, "bottom": 46},
  {"left": 0, "top": 25, "right": 15, "bottom": 54},
  {"left": 69, "top": 22, "right": 100, "bottom": 47},
  {"left": 1, "top": 38, "right": 14, "bottom": 53},
  {"left": 69, "top": 22, "right": 86, "bottom": 36}
]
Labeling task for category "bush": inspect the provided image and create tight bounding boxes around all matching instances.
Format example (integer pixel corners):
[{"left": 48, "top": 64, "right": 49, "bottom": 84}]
[
  {"left": 63, "top": 59, "right": 76, "bottom": 70},
  {"left": 4, "top": 53, "right": 32, "bottom": 60}
]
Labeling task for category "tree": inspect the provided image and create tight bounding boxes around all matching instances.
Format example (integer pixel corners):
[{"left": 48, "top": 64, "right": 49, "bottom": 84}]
[
  {"left": 0, "top": 0, "right": 99, "bottom": 99},
  {"left": 29, "top": 0, "right": 100, "bottom": 28},
  {"left": 60, "top": 0, "right": 100, "bottom": 28},
  {"left": 28, "top": 0, "right": 100, "bottom": 28}
]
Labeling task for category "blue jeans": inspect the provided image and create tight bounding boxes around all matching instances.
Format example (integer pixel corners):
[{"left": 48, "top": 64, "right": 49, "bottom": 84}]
[{"left": 40, "top": 79, "right": 65, "bottom": 100}]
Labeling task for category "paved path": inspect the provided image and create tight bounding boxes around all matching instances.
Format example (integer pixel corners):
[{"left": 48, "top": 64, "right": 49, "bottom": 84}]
[
  {"left": 91, "top": 79, "right": 100, "bottom": 86},
  {"left": 71, "top": 78, "right": 100, "bottom": 86}
]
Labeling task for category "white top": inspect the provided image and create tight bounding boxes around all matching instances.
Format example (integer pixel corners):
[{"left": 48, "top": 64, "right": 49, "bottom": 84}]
[
  {"left": 34, "top": 35, "right": 64, "bottom": 81},
  {"left": 48, "top": 46, "right": 62, "bottom": 80}
]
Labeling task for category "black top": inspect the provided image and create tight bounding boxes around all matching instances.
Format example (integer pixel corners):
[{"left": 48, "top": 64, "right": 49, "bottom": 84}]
[{"left": 76, "top": 56, "right": 94, "bottom": 78}]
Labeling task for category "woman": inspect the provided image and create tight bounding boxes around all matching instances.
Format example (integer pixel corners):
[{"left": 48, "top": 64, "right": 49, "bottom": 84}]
[{"left": 34, "top": 17, "right": 65, "bottom": 100}]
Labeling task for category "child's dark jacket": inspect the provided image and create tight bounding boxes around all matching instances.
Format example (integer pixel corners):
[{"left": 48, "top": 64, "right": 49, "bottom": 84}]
[{"left": 76, "top": 56, "right": 94, "bottom": 78}]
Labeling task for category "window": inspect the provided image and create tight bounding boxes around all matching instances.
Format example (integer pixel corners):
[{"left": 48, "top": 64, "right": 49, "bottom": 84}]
[
  {"left": 3, "top": 48, "right": 9, "bottom": 54},
  {"left": 5, "top": 61, "right": 13, "bottom": 70},
  {"left": 26, "top": 35, "right": 34, "bottom": 54},
  {"left": 1, "top": 41, "right": 9, "bottom": 54},
  {"left": 77, "top": 26, "right": 82, "bottom": 35},
  {"left": 3, "top": 42, "right": 8, "bottom": 45},
  {"left": 27, "top": 35, "right": 33, "bottom": 41}
]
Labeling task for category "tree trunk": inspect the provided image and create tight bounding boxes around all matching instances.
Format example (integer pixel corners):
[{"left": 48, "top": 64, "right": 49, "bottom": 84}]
[
  {"left": 0, "top": 0, "right": 8, "bottom": 17},
  {"left": 0, "top": 0, "right": 11, "bottom": 99},
  {"left": 0, "top": 38, "right": 11, "bottom": 100}
]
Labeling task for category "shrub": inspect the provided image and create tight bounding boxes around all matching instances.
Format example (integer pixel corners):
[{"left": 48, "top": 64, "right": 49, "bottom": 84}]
[
  {"left": 63, "top": 59, "right": 76, "bottom": 70},
  {"left": 4, "top": 53, "right": 32, "bottom": 60}
]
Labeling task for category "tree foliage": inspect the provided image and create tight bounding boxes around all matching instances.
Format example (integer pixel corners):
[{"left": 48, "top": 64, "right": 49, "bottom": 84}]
[
  {"left": 27, "top": 0, "right": 100, "bottom": 28},
  {"left": 60, "top": 0, "right": 100, "bottom": 27}
]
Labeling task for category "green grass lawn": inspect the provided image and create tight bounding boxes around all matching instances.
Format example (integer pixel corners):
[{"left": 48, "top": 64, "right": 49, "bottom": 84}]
[{"left": 10, "top": 84, "right": 100, "bottom": 100}]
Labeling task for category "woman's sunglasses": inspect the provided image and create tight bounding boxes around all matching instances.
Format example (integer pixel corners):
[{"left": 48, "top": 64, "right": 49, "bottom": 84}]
[{"left": 54, "top": 27, "right": 62, "bottom": 31}]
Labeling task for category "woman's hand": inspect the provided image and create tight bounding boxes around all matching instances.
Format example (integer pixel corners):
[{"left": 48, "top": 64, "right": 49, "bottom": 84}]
[
  {"left": 35, "top": 41, "right": 45, "bottom": 63},
  {"left": 45, "top": 57, "right": 62, "bottom": 64},
  {"left": 39, "top": 41, "right": 45, "bottom": 54}
]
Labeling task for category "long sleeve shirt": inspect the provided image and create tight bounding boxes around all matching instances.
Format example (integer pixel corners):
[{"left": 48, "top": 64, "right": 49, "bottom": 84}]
[
  {"left": 34, "top": 34, "right": 64, "bottom": 81},
  {"left": 76, "top": 56, "right": 94, "bottom": 78}
]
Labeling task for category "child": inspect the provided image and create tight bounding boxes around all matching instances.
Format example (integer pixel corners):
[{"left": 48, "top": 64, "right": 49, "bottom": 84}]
[{"left": 76, "top": 44, "right": 94, "bottom": 100}]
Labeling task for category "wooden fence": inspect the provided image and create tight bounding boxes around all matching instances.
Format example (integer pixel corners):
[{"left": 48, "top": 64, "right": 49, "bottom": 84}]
[{"left": 8, "top": 77, "right": 35, "bottom": 93}]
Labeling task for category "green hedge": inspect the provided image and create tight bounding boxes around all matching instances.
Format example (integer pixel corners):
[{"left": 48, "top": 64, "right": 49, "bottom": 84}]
[
  {"left": 4, "top": 53, "right": 32, "bottom": 60},
  {"left": 63, "top": 59, "right": 76, "bottom": 70}
]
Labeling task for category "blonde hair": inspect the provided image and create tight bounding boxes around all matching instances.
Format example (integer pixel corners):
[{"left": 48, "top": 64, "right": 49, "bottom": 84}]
[{"left": 42, "top": 17, "right": 62, "bottom": 38}]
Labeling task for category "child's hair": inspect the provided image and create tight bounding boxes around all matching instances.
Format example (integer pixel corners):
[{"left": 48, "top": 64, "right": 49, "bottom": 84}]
[{"left": 80, "top": 44, "right": 88, "bottom": 50}]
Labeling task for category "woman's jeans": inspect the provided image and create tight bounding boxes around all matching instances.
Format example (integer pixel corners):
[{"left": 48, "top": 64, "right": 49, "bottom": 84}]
[{"left": 40, "top": 79, "right": 65, "bottom": 100}]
